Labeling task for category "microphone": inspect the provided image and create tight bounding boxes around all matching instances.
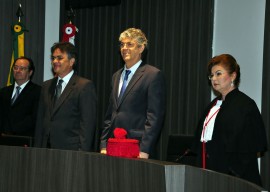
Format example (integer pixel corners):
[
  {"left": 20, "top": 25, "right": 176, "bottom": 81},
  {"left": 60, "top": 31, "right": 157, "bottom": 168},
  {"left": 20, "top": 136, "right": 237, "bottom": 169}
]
[{"left": 175, "top": 148, "right": 191, "bottom": 162}]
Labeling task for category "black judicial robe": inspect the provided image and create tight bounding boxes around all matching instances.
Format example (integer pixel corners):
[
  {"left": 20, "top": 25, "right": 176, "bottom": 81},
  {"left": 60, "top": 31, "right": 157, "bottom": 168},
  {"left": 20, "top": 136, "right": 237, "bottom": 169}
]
[{"left": 192, "top": 88, "right": 267, "bottom": 186}]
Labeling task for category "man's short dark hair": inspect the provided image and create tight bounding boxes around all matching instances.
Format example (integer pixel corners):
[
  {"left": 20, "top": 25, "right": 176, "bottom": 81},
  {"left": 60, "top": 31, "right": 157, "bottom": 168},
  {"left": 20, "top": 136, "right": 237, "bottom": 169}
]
[
  {"left": 51, "top": 42, "right": 77, "bottom": 61},
  {"left": 51, "top": 42, "right": 77, "bottom": 70}
]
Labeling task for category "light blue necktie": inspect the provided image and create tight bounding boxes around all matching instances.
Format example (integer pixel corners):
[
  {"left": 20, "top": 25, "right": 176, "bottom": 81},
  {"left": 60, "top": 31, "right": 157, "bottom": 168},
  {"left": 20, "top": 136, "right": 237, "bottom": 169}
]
[
  {"left": 118, "top": 70, "right": 131, "bottom": 101},
  {"left": 11, "top": 86, "right": 21, "bottom": 105}
]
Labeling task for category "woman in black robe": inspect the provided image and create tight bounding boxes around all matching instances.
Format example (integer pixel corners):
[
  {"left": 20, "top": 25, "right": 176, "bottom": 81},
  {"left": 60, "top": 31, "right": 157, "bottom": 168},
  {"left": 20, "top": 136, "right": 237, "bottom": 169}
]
[{"left": 192, "top": 54, "right": 267, "bottom": 186}]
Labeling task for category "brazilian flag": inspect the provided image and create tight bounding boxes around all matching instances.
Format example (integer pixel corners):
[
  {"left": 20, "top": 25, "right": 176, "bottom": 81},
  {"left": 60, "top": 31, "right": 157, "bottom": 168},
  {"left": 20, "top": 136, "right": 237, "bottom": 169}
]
[{"left": 7, "top": 22, "right": 27, "bottom": 86}]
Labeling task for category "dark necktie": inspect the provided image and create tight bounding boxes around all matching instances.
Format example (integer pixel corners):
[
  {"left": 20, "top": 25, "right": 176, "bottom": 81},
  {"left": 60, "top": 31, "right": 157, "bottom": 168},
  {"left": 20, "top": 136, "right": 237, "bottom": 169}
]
[
  {"left": 11, "top": 86, "right": 21, "bottom": 105},
  {"left": 118, "top": 70, "right": 131, "bottom": 101},
  {"left": 55, "top": 79, "right": 64, "bottom": 101}
]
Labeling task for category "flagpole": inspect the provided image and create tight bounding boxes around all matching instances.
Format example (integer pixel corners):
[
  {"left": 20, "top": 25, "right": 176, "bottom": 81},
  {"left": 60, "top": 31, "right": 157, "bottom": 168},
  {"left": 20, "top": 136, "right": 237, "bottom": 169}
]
[{"left": 7, "top": 3, "right": 26, "bottom": 86}]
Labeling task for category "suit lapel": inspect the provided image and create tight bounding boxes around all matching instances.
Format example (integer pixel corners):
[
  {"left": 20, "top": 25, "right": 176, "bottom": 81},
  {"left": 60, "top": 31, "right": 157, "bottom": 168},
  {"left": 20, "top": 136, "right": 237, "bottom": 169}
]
[
  {"left": 11, "top": 81, "right": 37, "bottom": 106},
  {"left": 113, "top": 70, "right": 122, "bottom": 106},
  {"left": 117, "top": 64, "right": 145, "bottom": 106},
  {"left": 48, "top": 77, "right": 58, "bottom": 114},
  {"left": 5, "top": 85, "right": 14, "bottom": 106},
  {"left": 13, "top": 81, "right": 32, "bottom": 105},
  {"left": 52, "top": 74, "right": 77, "bottom": 116}
]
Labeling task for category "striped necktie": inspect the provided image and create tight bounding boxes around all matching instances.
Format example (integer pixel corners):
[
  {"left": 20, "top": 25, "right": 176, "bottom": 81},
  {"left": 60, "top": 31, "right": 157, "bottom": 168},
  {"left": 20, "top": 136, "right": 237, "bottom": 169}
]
[
  {"left": 55, "top": 79, "right": 63, "bottom": 101},
  {"left": 11, "top": 86, "right": 21, "bottom": 105}
]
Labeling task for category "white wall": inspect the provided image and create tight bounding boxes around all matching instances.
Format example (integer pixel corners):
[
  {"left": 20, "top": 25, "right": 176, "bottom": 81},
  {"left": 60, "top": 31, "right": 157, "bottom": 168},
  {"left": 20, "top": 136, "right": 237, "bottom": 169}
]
[
  {"left": 43, "top": 0, "right": 60, "bottom": 81},
  {"left": 212, "top": 0, "right": 266, "bottom": 110},
  {"left": 213, "top": 0, "right": 266, "bottom": 171}
]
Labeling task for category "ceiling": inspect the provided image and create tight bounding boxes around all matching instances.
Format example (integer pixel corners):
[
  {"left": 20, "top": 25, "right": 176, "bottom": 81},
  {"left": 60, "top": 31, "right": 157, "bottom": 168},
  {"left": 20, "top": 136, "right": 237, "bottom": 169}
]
[{"left": 65, "top": 0, "right": 121, "bottom": 9}]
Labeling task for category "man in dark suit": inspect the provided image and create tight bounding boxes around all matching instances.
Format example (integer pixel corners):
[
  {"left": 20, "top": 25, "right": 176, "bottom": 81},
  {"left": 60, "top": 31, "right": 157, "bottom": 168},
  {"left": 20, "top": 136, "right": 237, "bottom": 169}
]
[
  {"left": 100, "top": 28, "right": 166, "bottom": 159},
  {"left": 34, "top": 42, "right": 97, "bottom": 151},
  {"left": 0, "top": 57, "right": 41, "bottom": 137}
]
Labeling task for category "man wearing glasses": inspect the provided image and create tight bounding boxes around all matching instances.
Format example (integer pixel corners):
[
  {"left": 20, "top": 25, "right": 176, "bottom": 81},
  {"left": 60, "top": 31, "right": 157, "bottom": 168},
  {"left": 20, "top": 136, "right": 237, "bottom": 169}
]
[
  {"left": 0, "top": 57, "right": 41, "bottom": 138},
  {"left": 34, "top": 42, "right": 97, "bottom": 151},
  {"left": 100, "top": 28, "right": 166, "bottom": 159}
]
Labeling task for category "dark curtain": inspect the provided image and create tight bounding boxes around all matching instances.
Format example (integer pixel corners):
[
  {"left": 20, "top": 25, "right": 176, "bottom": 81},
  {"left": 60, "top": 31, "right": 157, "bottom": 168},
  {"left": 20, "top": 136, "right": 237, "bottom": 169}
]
[
  {"left": 0, "top": 0, "right": 45, "bottom": 88},
  {"left": 261, "top": 0, "right": 270, "bottom": 190},
  {"left": 61, "top": 0, "right": 214, "bottom": 159}
]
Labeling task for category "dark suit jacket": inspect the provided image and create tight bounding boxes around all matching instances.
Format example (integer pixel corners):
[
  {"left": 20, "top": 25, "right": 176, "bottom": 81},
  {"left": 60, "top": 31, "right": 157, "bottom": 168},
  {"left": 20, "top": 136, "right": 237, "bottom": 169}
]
[
  {"left": 100, "top": 63, "right": 166, "bottom": 154},
  {"left": 34, "top": 74, "right": 97, "bottom": 151},
  {"left": 0, "top": 81, "right": 41, "bottom": 136},
  {"left": 192, "top": 88, "right": 267, "bottom": 186}
]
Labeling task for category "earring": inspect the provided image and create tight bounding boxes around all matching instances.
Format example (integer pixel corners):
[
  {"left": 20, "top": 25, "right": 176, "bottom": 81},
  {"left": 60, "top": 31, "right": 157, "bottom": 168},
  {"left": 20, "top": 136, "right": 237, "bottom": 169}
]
[{"left": 231, "top": 80, "right": 234, "bottom": 87}]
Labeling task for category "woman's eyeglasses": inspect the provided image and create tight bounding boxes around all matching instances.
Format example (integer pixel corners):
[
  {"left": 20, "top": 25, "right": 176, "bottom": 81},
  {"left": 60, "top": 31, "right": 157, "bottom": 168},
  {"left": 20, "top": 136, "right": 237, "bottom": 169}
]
[{"left": 208, "top": 71, "right": 227, "bottom": 80}]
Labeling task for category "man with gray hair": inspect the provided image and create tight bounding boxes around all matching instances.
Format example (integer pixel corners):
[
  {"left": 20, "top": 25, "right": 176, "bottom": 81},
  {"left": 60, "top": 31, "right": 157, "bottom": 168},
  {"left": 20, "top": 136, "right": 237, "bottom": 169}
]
[{"left": 100, "top": 28, "right": 166, "bottom": 159}]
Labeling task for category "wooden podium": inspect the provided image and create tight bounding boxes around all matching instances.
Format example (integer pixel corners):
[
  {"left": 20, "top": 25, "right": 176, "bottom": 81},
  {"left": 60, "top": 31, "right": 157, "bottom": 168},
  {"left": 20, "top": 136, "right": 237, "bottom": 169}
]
[{"left": 0, "top": 146, "right": 267, "bottom": 192}]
